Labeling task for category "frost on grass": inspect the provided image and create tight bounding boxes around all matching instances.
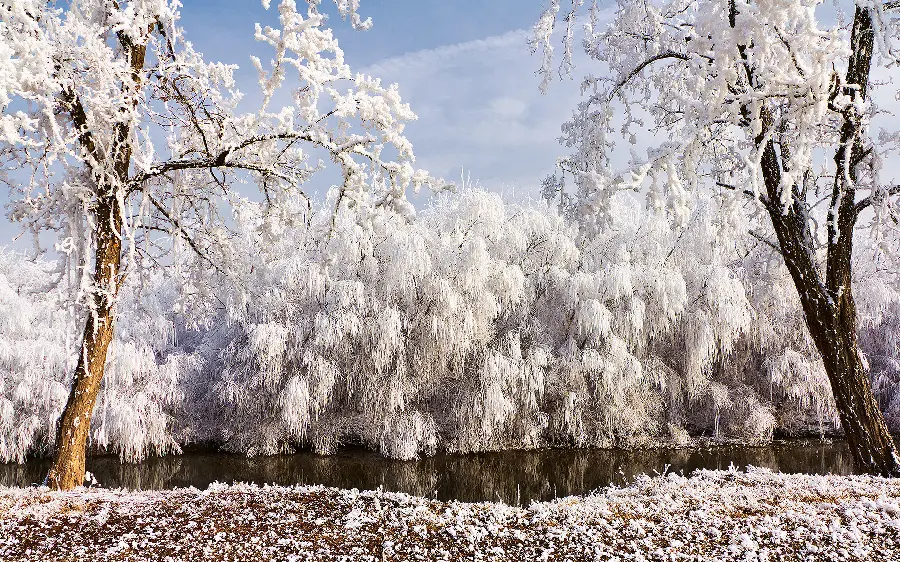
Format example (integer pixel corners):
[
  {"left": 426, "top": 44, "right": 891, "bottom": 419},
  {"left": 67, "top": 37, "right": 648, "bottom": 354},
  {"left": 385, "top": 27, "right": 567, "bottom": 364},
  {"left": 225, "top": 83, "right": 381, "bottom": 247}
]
[{"left": 1, "top": 468, "right": 899, "bottom": 561}]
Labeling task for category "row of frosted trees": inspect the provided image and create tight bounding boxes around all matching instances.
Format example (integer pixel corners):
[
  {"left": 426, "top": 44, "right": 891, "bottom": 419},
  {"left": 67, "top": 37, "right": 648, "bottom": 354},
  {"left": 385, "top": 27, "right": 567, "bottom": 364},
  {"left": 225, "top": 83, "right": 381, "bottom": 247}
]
[{"left": 2, "top": 188, "right": 898, "bottom": 464}]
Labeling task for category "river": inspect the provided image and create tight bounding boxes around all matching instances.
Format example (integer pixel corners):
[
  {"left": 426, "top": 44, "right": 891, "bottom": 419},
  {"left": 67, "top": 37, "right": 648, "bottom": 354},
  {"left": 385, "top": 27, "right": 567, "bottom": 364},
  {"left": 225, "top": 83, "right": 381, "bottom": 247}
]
[{"left": 1, "top": 439, "right": 855, "bottom": 504}]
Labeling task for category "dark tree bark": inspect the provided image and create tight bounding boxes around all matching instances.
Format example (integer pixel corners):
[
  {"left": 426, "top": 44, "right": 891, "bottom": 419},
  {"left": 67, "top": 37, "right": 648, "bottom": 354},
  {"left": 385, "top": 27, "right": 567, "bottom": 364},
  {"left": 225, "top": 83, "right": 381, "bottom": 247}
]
[{"left": 748, "top": 4, "right": 900, "bottom": 476}]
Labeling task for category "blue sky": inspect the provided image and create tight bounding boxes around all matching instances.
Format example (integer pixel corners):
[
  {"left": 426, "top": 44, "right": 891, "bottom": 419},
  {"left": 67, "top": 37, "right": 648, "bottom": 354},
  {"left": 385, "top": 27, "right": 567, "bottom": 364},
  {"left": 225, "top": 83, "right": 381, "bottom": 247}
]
[
  {"left": 178, "top": 1, "right": 544, "bottom": 67},
  {"left": 176, "top": 0, "right": 587, "bottom": 192},
  {"left": 7, "top": 2, "right": 900, "bottom": 249},
  {"left": 0, "top": 0, "right": 585, "bottom": 246}
]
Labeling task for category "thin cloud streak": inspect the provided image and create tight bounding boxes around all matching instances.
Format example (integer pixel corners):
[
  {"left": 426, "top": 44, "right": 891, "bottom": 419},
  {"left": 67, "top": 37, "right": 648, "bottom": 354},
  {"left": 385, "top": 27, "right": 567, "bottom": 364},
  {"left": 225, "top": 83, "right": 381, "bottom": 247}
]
[{"left": 361, "top": 29, "right": 587, "bottom": 202}]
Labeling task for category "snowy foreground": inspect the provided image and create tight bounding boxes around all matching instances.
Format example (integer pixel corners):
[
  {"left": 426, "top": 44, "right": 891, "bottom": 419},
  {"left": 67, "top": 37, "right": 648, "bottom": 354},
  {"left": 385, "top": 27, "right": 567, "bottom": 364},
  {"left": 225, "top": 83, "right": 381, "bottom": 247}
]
[{"left": 1, "top": 468, "right": 899, "bottom": 561}]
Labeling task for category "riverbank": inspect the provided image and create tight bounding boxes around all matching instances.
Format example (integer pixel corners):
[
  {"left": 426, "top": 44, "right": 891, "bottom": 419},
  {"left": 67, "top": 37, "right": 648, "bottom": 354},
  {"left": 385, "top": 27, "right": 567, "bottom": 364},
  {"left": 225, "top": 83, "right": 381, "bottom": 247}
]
[{"left": 1, "top": 467, "right": 898, "bottom": 561}]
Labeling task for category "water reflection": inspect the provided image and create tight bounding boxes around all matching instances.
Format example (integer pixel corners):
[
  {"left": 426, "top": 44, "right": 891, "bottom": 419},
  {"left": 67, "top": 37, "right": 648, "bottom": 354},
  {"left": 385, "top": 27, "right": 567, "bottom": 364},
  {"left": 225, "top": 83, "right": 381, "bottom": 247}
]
[{"left": 2, "top": 440, "right": 855, "bottom": 504}]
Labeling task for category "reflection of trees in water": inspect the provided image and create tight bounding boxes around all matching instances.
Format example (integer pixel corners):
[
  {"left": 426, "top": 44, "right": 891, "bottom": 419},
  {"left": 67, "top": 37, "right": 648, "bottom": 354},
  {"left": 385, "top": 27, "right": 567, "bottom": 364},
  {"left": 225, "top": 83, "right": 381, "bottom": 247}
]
[
  {"left": 90, "top": 456, "right": 185, "bottom": 490},
  {"left": 0, "top": 441, "right": 855, "bottom": 503},
  {"left": 0, "top": 461, "right": 49, "bottom": 488},
  {"left": 234, "top": 454, "right": 442, "bottom": 498},
  {"left": 766, "top": 443, "right": 855, "bottom": 475},
  {"left": 433, "top": 448, "right": 774, "bottom": 504},
  {"left": 0, "top": 456, "right": 186, "bottom": 490}
]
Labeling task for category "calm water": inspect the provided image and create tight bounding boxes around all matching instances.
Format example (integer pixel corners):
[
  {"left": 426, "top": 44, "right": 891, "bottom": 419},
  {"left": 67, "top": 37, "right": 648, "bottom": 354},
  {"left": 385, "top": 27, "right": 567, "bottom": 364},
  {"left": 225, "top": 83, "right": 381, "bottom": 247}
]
[{"left": 2, "top": 440, "right": 855, "bottom": 504}]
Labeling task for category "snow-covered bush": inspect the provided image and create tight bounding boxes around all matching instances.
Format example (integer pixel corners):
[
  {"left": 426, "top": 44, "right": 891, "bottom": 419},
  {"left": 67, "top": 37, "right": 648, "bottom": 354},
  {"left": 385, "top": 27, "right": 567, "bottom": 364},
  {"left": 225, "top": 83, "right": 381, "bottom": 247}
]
[
  {"left": 0, "top": 255, "right": 187, "bottom": 463},
  {"left": 174, "top": 188, "right": 891, "bottom": 458},
  {"left": 857, "top": 246, "right": 900, "bottom": 427},
  {"left": 0, "top": 255, "right": 71, "bottom": 463},
  {"left": 1, "top": 188, "right": 898, "bottom": 463}
]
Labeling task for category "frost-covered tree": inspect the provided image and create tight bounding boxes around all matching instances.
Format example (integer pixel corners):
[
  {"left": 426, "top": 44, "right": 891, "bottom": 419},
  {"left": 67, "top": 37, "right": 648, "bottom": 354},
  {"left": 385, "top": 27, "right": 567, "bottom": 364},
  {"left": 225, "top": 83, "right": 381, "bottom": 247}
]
[
  {"left": 533, "top": 0, "right": 900, "bottom": 474},
  {"left": 0, "top": 251, "right": 190, "bottom": 465},
  {"left": 171, "top": 188, "right": 822, "bottom": 459},
  {"left": 0, "top": 0, "right": 440, "bottom": 490},
  {"left": 2, "top": 189, "right": 898, "bottom": 466}
]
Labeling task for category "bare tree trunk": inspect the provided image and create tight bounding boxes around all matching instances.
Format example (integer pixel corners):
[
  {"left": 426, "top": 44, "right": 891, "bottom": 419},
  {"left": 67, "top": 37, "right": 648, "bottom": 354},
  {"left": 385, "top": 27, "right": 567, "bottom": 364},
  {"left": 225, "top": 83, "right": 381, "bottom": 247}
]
[
  {"left": 45, "top": 195, "right": 122, "bottom": 490},
  {"left": 741, "top": 3, "right": 899, "bottom": 477},
  {"left": 44, "top": 26, "right": 146, "bottom": 490},
  {"left": 807, "top": 288, "right": 900, "bottom": 476},
  {"left": 760, "top": 141, "right": 900, "bottom": 476}
]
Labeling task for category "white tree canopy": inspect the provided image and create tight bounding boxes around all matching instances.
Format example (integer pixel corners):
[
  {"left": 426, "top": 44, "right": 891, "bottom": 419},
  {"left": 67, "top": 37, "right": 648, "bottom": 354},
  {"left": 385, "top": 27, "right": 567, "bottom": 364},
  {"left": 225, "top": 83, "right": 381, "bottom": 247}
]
[
  {"left": 0, "top": 0, "right": 443, "bottom": 289},
  {"left": 532, "top": 0, "right": 900, "bottom": 241},
  {"left": 532, "top": 0, "right": 900, "bottom": 475}
]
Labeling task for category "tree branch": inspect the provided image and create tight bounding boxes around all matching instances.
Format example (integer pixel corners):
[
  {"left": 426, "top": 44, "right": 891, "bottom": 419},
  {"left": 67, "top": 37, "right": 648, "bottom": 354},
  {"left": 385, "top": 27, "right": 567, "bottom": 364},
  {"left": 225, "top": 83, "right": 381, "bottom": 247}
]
[
  {"left": 716, "top": 181, "right": 771, "bottom": 207},
  {"left": 59, "top": 88, "right": 102, "bottom": 172},
  {"left": 748, "top": 229, "right": 782, "bottom": 255},
  {"left": 608, "top": 51, "right": 690, "bottom": 101},
  {"left": 773, "top": 26, "right": 805, "bottom": 77},
  {"left": 145, "top": 193, "right": 225, "bottom": 275},
  {"left": 854, "top": 184, "right": 900, "bottom": 215},
  {"left": 826, "top": 5, "right": 876, "bottom": 295},
  {"left": 126, "top": 132, "right": 317, "bottom": 190}
]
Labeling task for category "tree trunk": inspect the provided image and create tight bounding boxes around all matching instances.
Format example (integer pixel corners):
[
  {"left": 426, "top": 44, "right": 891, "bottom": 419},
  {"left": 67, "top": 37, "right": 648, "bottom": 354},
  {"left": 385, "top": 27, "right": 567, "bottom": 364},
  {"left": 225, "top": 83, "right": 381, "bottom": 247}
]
[
  {"left": 747, "top": 5, "right": 899, "bottom": 475},
  {"left": 44, "top": 26, "right": 146, "bottom": 490},
  {"left": 761, "top": 158, "right": 900, "bottom": 476},
  {"left": 812, "top": 5, "right": 899, "bottom": 477},
  {"left": 805, "top": 289, "right": 900, "bottom": 476},
  {"left": 45, "top": 195, "right": 122, "bottom": 490}
]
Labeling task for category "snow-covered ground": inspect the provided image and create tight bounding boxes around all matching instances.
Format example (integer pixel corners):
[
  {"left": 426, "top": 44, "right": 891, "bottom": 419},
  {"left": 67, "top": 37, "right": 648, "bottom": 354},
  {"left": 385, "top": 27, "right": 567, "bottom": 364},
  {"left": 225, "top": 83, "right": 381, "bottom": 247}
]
[{"left": 1, "top": 468, "right": 899, "bottom": 561}]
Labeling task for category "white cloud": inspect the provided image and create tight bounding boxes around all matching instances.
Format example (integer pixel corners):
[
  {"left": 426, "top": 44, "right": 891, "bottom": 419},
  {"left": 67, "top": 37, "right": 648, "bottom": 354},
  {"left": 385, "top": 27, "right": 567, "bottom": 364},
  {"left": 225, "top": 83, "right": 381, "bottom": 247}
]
[
  {"left": 489, "top": 97, "right": 529, "bottom": 119},
  {"left": 362, "top": 30, "right": 531, "bottom": 78},
  {"left": 361, "top": 29, "right": 590, "bottom": 201}
]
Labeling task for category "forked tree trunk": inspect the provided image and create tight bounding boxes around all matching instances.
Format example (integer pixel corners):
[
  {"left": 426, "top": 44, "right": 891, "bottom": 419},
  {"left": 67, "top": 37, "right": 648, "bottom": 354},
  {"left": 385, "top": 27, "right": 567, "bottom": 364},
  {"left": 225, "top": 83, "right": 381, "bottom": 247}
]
[
  {"left": 818, "top": 5, "right": 899, "bottom": 477},
  {"left": 763, "top": 138, "right": 900, "bottom": 475},
  {"left": 804, "top": 286, "right": 900, "bottom": 476},
  {"left": 45, "top": 195, "right": 122, "bottom": 490},
  {"left": 762, "top": 155, "right": 900, "bottom": 476},
  {"left": 746, "top": 4, "right": 899, "bottom": 477}
]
